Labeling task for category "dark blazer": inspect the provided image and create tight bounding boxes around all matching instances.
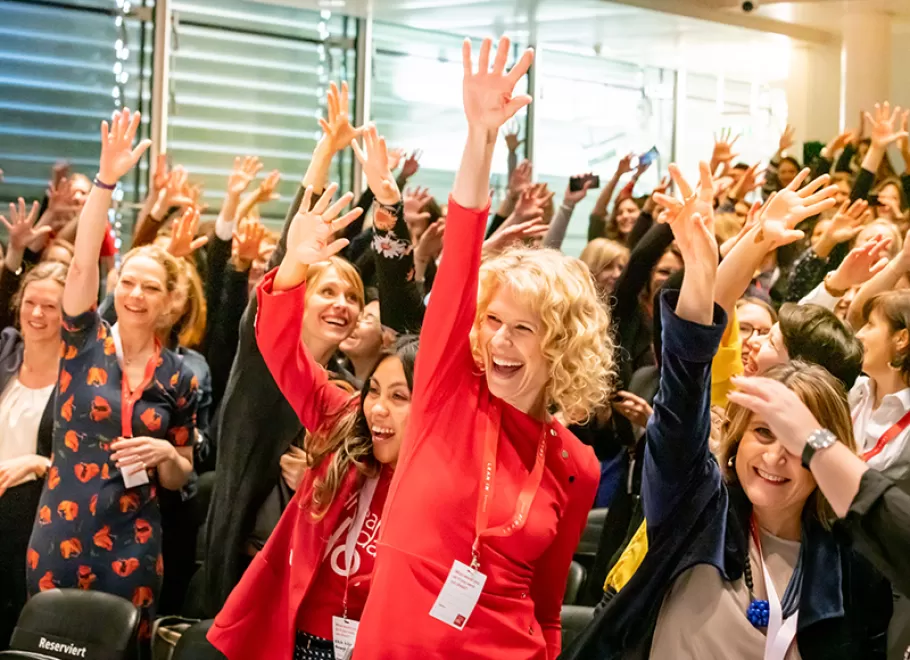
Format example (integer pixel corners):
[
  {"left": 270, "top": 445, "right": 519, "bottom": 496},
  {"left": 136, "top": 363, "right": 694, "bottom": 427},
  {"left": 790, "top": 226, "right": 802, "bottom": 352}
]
[
  {"left": 562, "top": 292, "right": 893, "bottom": 660},
  {"left": 0, "top": 327, "right": 55, "bottom": 649}
]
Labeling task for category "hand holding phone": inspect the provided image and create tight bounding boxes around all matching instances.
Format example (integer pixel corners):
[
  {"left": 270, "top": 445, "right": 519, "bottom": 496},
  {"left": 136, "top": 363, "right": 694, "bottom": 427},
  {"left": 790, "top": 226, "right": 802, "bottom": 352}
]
[{"left": 569, "top": 173, "right": 600, "bottom": 192}]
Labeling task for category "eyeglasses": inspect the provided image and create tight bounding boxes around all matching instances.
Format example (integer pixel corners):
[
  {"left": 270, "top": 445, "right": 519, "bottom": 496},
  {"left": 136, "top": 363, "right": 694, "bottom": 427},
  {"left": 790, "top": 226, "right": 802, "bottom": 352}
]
[{"left": 739, "top": 323, "right": 770, "bottom": 342}]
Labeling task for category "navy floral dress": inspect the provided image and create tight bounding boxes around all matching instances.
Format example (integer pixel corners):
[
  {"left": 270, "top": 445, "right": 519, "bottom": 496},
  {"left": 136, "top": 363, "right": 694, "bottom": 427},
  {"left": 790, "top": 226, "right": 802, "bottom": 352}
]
[{"left": 25, "top": 308, "right": 198, "bottom": 641}]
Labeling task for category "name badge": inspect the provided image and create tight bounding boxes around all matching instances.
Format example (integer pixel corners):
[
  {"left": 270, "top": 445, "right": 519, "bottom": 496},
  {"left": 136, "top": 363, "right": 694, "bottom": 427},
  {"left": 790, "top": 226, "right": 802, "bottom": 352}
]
[
  {"left": 428, "top": 560, "right": 487, "bottom": 630},
  {"left": 331, "top": 616, "right": 359, "bottom": 659},
  {"left": 122, "top": 466, "right": 149, "bottom": 489}
]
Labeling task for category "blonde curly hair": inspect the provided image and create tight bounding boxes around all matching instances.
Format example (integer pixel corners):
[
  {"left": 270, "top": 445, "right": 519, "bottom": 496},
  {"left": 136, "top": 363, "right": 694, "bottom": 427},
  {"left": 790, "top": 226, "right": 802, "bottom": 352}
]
[{"left": 471, "top": 246, "right": 615, "bottom": 425}]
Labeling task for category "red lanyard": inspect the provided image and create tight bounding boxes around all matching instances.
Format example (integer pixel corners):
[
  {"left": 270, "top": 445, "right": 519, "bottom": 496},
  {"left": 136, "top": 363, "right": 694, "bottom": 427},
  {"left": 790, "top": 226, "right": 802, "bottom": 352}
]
[
  {"left": 114, "top": 327, "right": 160, "bottom": 438},
  {"left": 471, "top": 401, "right": 548, "bottom": 571},
  {"left": 861, "top": 409, "right": 910, "bottom": 462}
]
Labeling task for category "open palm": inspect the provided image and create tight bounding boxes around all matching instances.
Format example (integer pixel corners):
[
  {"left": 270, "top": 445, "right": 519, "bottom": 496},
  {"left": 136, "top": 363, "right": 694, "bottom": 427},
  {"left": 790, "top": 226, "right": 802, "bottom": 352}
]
[
  {"left": 351, "top": 124, "right": 400, "bottom": 205},
  {"left": 866, "top": 102, "right": 908, "bottom": 150},
  {"left": 462, "top": 37, "right": 534, "bottom": 131},
  {"left": 654, "top": 162, "right": 718, "bottom": 268},
  {"left": 760, "top": 170, "right": 837, "bottom": 247},
  {"left": 98, "top": 108, "right": 151, "bottom": 183},
  {"left": 289, "top": 184, "right": 363, "bottom": 265},
  {"left": 2, "top": 198, "right": 50, "bottom": 252}
]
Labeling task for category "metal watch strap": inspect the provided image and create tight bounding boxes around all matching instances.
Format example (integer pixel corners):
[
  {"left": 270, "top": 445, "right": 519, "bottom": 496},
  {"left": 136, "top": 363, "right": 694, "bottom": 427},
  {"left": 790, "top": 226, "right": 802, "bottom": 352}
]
[{"left": 801, "top": 428, "right": 836, "bottom": 469}]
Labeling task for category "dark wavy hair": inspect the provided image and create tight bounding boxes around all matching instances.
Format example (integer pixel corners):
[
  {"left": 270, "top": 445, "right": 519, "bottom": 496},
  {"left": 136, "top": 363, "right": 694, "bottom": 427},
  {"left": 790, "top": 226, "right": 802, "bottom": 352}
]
[{"left": 306, "top": 335, "right": 419, "bottom": 519}]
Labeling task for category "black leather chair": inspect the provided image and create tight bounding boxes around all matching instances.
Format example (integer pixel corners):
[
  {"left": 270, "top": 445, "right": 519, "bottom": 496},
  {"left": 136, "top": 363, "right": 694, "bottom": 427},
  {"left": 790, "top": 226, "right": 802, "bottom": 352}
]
[
  {"left": 171, "top": 620, "right": 224, "bottom": 660},
  {"left": 2, "top": 589, "right": 138, "bottom": 660},
  {"left": 563, "top": 561, "right": 587, "bottom": 605},
  {"left": 561, "top": 605, "right": 595, "bottom": 651},
  {"left": 575, "top": 508, "right": 608, "bottom": 569}
]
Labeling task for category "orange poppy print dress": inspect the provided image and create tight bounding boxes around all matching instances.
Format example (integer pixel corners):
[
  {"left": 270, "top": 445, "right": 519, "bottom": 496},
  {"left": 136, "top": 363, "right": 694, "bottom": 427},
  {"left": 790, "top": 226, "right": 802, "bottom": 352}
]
[{"left": 25, "top": 309, "right": 198, "bottom": 641}]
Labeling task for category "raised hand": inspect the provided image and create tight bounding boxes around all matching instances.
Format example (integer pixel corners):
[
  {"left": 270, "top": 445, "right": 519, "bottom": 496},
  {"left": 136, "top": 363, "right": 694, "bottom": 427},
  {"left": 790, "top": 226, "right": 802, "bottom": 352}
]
[
  {"left": 655, "top": 162, "right": 718, "bottom": 272},
  {"left": 616, "top": 153, "right": 634, "bottom": 177},
  {"left": 711, "top": 128, "right": 740, "bottom": 173},
  {"left": 386, "top": 148, "right": 404, "bottom": 172},
  {"left": 824, "top": 130, "right": 854, "bottom": 158},
  {"left": 152, "top": 154, "right": 170, "bottom": 192},
  {"left": 46, "top": 177, "right": 80, "bottom": 221},
  {"left": 900, "top": 110, "right": 910, "bottom": 171},
  {"left": 728, "top": 376, "right": 824, "bottom": 458},
  {"left": 511, "top": 186, "right": 546, "bottom": 225},
  {"left": 504, "top": 119, "right": 524, "bottom": 152},
  {"left": 253, "top": 170, "right": 281, "bottom": 205},
  {"left": 816, "top": 198, "right": 870, "bottom": 257},
  {"left": 414, "top": 219, "right": 445, "bottom": 264},
  {"left": 866, "top": 102, "right": 908, "bottom": 151},
  {"left": 289, "top": 184, "right": 363, "bottom": 265},
  {"left": 351, "top": 124, "right": 401, "bottom": 206},
  {"left": 462, "top": 36, "right": 534, "bottom": 133},
  {"left": 166, "top": 207, "right": 209, "bottom": 259},
  {"left": 232, "top": 217, "right": 266, "bottom": 270},
  {"left": 565, "top": 174, "right": 595, "bottom": 204},
  {"left": 778, "top": 124, "right": 796, "bottom": 154},
  {"left": 2, "top": 198, "right": 50, "bottom": 254},
  {"left": 228, "top": 156, "right": 264, "bottom": 196},
  {"left": 151, "top": 166, "right": 195, "bottom": 220},
  {"left": 826, "top": 235, "right": 892, "bottom": 292},
  {"left": 404, "top": 187, "right": 432, "bottom": 236},
  {"left": 508, "top": 159, "right": 532, "bottom": 199},
  {"left": 757, "top": 170, "right": 838, "bottom": 248},
  {"left": 483, "top": 218, "right": 548, "bottom": 255},
  {"left": 98, "top": 108, "right": 152, "bottom": 184},
  {"left": 401, "top": 150, "right": 421, "bottom": 179},
  {"left": 319, "top": 81, "right": 363, "bottom": 155}
]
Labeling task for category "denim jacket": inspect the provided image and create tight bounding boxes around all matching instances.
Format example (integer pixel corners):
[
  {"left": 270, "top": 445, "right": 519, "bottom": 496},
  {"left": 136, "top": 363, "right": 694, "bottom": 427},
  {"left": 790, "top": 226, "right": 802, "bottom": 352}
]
[{"left": 561, "top": 291, "right": 892, "bottom": 660}]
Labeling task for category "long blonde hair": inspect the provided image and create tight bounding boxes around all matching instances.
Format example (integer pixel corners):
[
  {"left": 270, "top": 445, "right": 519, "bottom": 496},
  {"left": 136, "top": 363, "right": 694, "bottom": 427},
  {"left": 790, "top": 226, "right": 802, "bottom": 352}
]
[{"left": 472, "top": 246, "right": 615, "bottom": 424}]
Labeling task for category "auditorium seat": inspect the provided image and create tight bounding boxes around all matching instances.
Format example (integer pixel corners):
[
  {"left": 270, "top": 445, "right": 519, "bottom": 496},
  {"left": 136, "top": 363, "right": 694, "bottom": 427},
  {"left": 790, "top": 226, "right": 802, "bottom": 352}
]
[
  {"left": 3, "top": 590, "right": 138, "bottom": 660},
  {"left": 171, "top": 620, "right": 224, "bottom": 660},
  {"left": 563, "top": 560, "right": 587, "bottom": 605},
  {"left": 561, "top": 605, "right": 595, "bottom": 651},
  {"left": 574, "top": 508, "right": 608, "bottom": 570}
]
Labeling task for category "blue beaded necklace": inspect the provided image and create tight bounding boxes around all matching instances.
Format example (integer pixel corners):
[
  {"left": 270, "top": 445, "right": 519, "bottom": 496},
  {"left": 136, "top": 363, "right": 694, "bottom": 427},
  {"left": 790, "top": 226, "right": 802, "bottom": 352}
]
[{"left": 743, "top": 521, "right": 804, "bottom": 630}]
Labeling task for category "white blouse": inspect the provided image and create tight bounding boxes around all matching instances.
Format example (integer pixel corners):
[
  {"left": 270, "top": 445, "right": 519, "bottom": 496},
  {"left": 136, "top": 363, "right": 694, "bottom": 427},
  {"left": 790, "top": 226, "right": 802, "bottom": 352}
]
[
  {"left": 849, "top": 375, "right": 910, "bottom": 480},
  {"left": 0, "top": 375, "right": 55, "bottom": 487}
]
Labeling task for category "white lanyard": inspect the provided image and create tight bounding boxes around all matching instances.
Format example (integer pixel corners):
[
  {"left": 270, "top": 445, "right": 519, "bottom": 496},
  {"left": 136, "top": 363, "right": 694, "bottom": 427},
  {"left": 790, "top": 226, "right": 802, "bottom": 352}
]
[
  {"left": 341, "top": 475, "right": 379, "bottom": 619},
  {"left": 755, "top": 534, "right": 799, "bottom": 660}
]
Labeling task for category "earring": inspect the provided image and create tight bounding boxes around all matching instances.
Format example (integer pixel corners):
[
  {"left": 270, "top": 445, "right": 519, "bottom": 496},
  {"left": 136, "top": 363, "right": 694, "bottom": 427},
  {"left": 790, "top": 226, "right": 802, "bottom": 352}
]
[{"left": 727, "top": 455, "right": 736, "bottom": 468}]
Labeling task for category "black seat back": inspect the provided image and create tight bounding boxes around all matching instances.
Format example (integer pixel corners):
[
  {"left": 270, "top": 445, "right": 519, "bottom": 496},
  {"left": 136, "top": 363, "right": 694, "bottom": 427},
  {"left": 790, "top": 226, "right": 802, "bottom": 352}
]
[
  {"left": 561, "top": 605, "right": 595, "bottom": 651},
  {"left": 9, "top": 590, "right": 138, "bottom": 660},
  {"left": 563, "top": 561, "right": 587, "bottom": 605},
  {"left": 171, "top": 621, "right": 224, "bottom": 660}
]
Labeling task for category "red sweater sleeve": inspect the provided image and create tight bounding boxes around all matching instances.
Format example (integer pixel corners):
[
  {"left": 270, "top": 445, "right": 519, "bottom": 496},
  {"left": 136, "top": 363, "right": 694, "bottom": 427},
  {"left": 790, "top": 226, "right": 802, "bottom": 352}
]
[
  {"left": 412, "top": 197, "right": 489, "bottom": 410},
  {"left": 531, "top": 441, "right": 599, "bottom": 658},
  {"left": 254, "top": 269, "right": 352, "bottom": 432}
]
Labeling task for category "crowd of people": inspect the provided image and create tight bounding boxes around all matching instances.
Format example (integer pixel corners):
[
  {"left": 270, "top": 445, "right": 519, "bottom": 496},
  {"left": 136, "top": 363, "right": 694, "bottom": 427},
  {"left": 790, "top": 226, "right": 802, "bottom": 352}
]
[{"left": 2, "top": 34, "right": 910, "bottom": 660}]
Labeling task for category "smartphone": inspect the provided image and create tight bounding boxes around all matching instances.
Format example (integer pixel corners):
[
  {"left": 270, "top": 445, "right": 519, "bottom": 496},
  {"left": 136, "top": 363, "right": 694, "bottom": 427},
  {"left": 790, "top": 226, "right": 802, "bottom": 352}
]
[
  {"left": 638, "top": 146, "right": 659, "bottom": 168},
  {"left": 868, "top": 194, "right": 881, "bottom": 206},
  {"left": 569, "top": 174, "right": 600, "bottom": 192}
]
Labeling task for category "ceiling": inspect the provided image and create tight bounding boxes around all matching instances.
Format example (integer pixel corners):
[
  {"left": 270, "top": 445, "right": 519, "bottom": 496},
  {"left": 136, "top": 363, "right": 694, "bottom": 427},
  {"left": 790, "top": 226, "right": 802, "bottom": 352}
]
[{"left": 255, "top": 0, "right": 910, "bottom": 79}]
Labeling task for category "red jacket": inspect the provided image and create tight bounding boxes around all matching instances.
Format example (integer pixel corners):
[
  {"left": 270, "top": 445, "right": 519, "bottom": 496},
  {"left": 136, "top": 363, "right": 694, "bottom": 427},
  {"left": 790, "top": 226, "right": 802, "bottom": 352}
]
[
  {"left": 352, "top": 199, "right": 600, "bottom": 659},
  {"left": 208, "top": 275, "right": 361, "bottom": 660}
]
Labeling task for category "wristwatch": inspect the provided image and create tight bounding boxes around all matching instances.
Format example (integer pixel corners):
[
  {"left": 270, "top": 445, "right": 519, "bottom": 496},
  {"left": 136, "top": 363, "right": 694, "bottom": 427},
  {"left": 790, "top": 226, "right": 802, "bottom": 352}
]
[{"left": 801, "top": 428, "right": 837, "bottom": 469}]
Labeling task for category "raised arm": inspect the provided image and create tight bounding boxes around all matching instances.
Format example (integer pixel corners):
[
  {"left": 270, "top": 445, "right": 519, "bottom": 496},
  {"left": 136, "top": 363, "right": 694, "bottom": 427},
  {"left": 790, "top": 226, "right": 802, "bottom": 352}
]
[
  {"left": 847, "top": 230, "right": 910, "bottom": 330},
  {"left": 589, "top": 155, "right": 632, "bottom": 241},
  {"left": 714, "top": 169, "right": 838, "bottom": 316},
  {"left": 642, "top": 162, "right": 727, "bottom": 532},
  {"left": 855, "top": 102, "right": 907, "bottom": 201},
  {"left": 412, "top": 37, "right": 533, "bottom": 405},
  {"left": 728, "top": 375, "right": 910, "bottom": 597},
  {"left": 257, "top": 185, "right": 363, "bottom": 430},
  {"left": 64, "top": 109, "right": 150, "bottom": 317},
  {"left": 352, "top": 125, "right": 426, "bottom": 334},
  {"left": 543, "top": 176, "right": 592, "bottom": 249}
]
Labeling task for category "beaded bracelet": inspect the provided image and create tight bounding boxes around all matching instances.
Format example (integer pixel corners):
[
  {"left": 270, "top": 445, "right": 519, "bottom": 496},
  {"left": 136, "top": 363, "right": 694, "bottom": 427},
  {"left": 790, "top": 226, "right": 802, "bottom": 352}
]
[{"left": 93, "top": 176, "right": 117, "bottom": 191}]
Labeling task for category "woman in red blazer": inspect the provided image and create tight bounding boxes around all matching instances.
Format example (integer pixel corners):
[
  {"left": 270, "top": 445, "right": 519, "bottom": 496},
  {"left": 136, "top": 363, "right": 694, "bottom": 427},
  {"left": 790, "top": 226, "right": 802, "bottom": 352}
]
[
  {"left": 351, "top": 37, "right": 615, "bottom": 659},
  {"left": 207, "top": 181, "right": 419, "bottom": 660}
]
